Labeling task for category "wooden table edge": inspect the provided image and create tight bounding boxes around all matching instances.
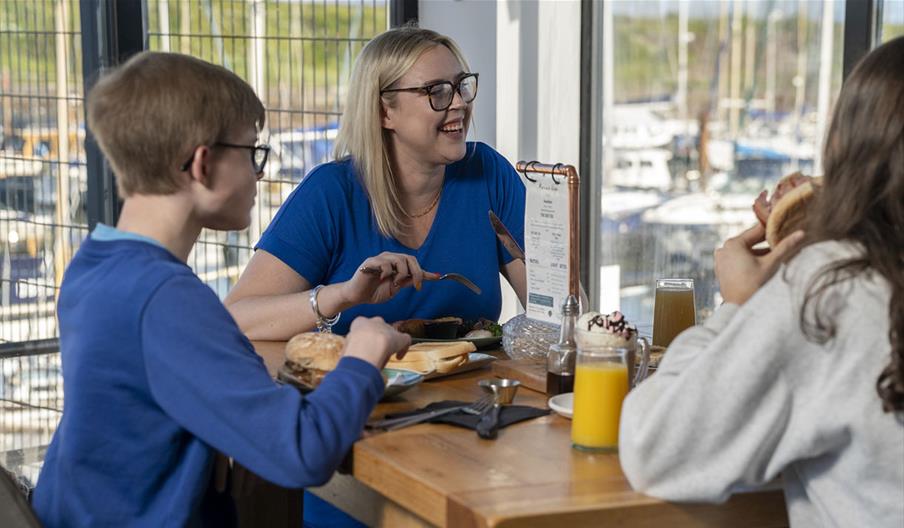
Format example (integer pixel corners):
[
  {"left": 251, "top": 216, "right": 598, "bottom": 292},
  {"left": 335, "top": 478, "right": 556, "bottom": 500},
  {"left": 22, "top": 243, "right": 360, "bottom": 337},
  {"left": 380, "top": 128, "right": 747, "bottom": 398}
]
[{"left": 446, "top": 487, "right": 789, "bottom": 528}]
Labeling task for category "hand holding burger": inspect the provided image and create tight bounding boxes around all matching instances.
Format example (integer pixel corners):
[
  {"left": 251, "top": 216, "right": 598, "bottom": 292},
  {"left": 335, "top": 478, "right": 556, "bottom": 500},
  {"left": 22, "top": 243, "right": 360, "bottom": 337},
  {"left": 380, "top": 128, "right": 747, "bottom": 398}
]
[
  {"left": 713, "top": 172, "right": 818, "bottom": 305},
  {"left": 715, "top": 223, "right": 804, "bottom": 306},
  {"left": 752, "top": 171, "right": 821, "bottom": 247},
  {"left": 284, "top": 317, "right": 411, "bottom": 390}
]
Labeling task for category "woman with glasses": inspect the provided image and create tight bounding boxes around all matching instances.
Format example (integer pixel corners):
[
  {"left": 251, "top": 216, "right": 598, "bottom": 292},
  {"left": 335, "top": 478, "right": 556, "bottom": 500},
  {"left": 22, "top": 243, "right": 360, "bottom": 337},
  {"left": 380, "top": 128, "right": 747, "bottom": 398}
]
[
  {"left": 226, "top": 25, "right": 526, "bottom": 340},
  {"left": 225, "top": 24, "right": 526, "bottom": 528}
]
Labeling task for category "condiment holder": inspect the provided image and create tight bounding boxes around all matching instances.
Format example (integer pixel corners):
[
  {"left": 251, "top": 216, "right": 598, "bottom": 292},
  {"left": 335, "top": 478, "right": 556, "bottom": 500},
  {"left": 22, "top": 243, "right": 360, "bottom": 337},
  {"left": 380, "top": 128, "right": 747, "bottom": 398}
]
[
  {"left": 479, "top": 378, "right": 521, "bottom": 405},
  {"left": 502, "top": 314, "right": 559, "bottom": 359}
]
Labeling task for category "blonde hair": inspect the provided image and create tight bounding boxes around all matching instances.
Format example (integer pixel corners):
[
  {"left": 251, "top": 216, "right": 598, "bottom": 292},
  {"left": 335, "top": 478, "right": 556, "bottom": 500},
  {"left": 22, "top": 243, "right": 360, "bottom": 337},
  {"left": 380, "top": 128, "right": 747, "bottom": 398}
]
[
  {"left": 334, "top": 26, "right": 470, "bottom": 240},
  {"left": 87, "top": 51, "right": 265, "bottom": 197}
]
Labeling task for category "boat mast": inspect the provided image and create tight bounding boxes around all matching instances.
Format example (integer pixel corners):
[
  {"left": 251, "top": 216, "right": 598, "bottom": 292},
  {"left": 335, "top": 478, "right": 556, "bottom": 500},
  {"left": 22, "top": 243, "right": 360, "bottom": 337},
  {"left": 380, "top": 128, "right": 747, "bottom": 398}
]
[{"left": 815, "top": 0, "right": 835, "bottom": 174}]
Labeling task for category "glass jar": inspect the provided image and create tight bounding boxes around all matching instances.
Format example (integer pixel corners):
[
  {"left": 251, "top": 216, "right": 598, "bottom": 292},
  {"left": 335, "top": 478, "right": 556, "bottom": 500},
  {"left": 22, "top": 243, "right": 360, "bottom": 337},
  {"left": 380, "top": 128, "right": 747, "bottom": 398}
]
[
  {"left": 501, "top": 314, "right": 560, "bottom": 360},
  {"left": 546, "top": 295, "right": 579, "bottom": 395},
  {"left": 571, "top": 345, "right": 632, "bottom": 452}
]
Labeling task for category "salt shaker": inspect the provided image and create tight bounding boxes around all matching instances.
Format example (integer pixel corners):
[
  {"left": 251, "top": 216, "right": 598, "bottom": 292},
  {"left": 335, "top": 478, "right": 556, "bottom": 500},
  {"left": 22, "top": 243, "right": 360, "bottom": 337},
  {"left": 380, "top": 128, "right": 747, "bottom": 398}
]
[{"left": 546, "top": 295, "right": 579, "bottom": 395}]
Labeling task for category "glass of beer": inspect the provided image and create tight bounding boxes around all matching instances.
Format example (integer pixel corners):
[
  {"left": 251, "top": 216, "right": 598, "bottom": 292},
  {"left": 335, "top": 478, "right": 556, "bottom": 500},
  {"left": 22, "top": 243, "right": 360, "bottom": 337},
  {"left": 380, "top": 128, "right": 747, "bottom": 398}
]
[
  {"left": 652, "top": 278, "right": 696, "bottom": 347},
  {"left": 571, "top": 345, "right": 631, "bottom": 452}
]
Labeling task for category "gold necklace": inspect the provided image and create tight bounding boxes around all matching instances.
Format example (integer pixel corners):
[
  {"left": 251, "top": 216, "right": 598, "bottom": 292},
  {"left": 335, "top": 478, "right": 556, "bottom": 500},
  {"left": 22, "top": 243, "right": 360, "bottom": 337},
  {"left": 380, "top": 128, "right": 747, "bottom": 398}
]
[{"left": 404, "top": 188, "right": 442, "bottom": 218}]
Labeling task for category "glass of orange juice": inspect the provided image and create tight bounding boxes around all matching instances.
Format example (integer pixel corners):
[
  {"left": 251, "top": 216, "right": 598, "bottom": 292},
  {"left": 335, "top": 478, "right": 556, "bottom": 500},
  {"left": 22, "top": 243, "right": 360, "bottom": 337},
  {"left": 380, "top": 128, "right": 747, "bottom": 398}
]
[{"left": 571, "top": 345, "right": 631, "bottom": 452}]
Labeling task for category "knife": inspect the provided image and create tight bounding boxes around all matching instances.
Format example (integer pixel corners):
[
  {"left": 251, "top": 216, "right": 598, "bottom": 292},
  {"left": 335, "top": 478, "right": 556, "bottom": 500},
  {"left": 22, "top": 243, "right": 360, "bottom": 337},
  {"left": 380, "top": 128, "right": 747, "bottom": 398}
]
[
  {"left": 488, "top": 210, "right": 525, "bottom": 262},
  {"left": 366, "top": 404, "right": 468, "bottom": 430}
]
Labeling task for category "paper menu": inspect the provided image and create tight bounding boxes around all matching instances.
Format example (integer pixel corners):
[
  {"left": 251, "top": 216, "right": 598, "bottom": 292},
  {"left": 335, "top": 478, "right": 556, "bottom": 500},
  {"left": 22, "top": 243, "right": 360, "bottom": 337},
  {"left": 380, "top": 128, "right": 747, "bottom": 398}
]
[{"left": 524, "top": 172, "right": 570, "bottom": 324}]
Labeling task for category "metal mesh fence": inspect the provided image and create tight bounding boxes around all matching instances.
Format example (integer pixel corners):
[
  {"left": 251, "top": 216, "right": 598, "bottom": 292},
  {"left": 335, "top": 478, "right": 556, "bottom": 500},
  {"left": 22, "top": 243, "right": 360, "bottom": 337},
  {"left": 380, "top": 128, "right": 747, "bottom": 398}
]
[
  {"left": 146, "top": 0, "right": 389, "bottom": 298},
  {"left": 0, "top": 0, "right": 87, "bottom": 345},
  {"left": 0, "top": 340, "right": 61, "bottom": 489},
  {"left": 0, "top": 1, "right": 84, "bottom": 484}
]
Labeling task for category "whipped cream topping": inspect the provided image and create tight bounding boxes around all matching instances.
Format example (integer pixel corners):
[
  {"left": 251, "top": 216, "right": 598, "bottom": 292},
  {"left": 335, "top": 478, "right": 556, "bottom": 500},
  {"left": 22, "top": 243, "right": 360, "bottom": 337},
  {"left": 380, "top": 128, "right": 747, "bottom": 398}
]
[{"left": 583, "top": 311, "right": 636, "bottom": 340}]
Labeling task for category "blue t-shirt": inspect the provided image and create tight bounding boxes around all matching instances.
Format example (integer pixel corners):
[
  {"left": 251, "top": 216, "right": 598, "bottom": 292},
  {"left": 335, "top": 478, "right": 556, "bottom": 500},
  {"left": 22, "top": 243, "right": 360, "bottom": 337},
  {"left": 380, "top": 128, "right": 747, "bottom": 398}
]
[
  {"left": 256, "top": 142, "right": 526, "bottom": 334},
  {"left": 32, "top": 229, "right": 385, "bottom": 528}
]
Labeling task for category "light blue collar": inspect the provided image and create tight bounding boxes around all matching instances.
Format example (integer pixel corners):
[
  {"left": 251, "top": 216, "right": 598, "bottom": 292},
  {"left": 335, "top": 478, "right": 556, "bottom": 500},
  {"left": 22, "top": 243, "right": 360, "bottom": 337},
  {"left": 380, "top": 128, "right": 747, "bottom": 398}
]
[{"left": 91, "top": 223, "right": 165, "bottom": 249}]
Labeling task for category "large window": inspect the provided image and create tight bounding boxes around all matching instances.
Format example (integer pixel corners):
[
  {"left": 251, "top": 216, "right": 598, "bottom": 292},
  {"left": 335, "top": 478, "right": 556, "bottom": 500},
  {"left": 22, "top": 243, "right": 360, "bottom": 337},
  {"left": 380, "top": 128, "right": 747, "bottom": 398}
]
[
  {"left": 881, "top": 0, "right": 904, "bottom": 41},
  {"left": 0, "top": 0, "right": 86, "bottom": 344},
  {"left": 593, "top": 1, "right": 846, "bottom": 330},
  {"left": 0, "top": 0, "right": 84, "bottom": 485}
]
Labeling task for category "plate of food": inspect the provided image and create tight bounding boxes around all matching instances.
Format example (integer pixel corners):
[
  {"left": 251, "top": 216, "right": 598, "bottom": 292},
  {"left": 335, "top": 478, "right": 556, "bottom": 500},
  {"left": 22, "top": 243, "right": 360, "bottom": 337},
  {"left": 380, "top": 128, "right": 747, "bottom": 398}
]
[
  {"left": 393, "top": 317, "right": 503, "bottom": 349},
  {"left": 278, "top": 332, "right": 424, "bottom": 400},
  {"left": 423, "top": 352, "right": 496, "bottom": 380},
  {"left": 548, "top": 392, "right": 573, "bottom": 419},
  {"left": 385, "top": 341, "right": 497, "bottom": 380}
]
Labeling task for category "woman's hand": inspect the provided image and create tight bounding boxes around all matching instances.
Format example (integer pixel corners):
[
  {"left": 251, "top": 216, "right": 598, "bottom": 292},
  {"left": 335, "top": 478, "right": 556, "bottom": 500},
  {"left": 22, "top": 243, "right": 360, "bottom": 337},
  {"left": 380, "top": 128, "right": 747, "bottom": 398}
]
[
  {"left": 714, "top": 223, "right": 805, "bottom": 305},
  {"left": 339, "top": 252, "right": 438, "bottom": 305},
  {"left": 343, "top": 316, "right": 412, "bottom": 369}
]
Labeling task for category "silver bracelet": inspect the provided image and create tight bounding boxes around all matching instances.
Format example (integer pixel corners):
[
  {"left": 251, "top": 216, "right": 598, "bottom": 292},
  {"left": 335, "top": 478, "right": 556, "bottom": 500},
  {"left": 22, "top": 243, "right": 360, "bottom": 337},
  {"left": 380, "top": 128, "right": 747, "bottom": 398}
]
[{"left": 309, "top": 285, "right": 340, "bottom": 333}]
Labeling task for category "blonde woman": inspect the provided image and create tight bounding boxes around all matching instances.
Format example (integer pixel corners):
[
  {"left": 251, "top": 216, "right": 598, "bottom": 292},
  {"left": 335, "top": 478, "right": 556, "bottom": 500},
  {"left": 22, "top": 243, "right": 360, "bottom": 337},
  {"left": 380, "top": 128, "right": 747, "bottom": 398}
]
[{"left": 226, "top": 26, "right": 526, "bottom": 339}]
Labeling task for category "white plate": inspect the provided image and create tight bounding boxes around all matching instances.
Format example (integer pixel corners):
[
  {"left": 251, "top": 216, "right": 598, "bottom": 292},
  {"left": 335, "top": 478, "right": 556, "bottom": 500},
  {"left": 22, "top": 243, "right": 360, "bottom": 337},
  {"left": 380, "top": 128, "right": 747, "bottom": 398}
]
[{"left": 548, "top": 392, "right": 573, "bottom": 419}]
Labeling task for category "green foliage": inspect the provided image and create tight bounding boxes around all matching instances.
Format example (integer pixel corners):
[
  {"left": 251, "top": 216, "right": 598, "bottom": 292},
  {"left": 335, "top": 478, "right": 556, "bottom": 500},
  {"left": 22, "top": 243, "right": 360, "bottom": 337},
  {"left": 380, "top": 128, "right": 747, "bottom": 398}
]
[
  {"left": 144, "top": 0, "right": 387, "bottom": 96},
  {"left": 0, "top": 0, "right": 83, "bottom": 86},
  {"left": 610, "top": 13, "right": 846, "bottom": 117},
  {"left": 1, "top": 1, "right": 386, "bottom": 97}
]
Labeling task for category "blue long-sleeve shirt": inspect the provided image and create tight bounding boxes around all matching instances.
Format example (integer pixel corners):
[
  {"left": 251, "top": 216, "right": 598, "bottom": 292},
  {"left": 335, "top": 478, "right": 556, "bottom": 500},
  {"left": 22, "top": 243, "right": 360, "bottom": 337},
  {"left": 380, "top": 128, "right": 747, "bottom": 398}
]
[{"left": 32, "top": 232, "right": 384, "bottom": 527}]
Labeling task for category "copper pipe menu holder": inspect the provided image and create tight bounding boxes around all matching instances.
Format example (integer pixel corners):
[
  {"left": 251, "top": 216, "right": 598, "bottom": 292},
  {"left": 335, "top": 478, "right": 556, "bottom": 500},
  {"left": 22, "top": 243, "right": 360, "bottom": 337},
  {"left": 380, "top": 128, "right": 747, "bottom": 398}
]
[{"left": 515, "top": 161, "right": 581, "bottom": 299}]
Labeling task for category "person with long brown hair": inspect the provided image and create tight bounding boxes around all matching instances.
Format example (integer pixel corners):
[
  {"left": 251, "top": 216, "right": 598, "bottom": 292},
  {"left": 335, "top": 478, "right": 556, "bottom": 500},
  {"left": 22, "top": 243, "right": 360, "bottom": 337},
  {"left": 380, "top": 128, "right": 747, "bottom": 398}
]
[{"left": 620, "top": 37, "right": 904, "bottom": 527}]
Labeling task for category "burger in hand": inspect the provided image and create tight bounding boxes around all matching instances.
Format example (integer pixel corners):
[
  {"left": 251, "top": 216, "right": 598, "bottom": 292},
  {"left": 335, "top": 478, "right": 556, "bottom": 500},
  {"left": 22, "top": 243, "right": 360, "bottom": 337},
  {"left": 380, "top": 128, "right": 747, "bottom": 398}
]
[
  {"left": 283, "top": 333, "right": 346, "bottom": 391},
  {"left": 752, "top": 171, "right": 822, "bottom": 247}
]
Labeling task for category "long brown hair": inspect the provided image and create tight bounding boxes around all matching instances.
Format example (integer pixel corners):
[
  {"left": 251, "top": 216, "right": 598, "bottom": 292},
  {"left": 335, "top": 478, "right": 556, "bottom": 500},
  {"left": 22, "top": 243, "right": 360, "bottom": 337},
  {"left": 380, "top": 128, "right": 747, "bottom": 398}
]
[{"left": 802, "top": 36, "right": 904, "bottom": 413}]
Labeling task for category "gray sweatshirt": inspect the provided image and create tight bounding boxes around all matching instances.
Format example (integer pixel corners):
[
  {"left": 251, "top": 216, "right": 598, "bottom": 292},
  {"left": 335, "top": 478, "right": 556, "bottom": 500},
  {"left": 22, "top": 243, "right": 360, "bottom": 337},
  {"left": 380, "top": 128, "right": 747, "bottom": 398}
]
[{"left": 620, "top": 241, "right": 904, "bottom": 527}]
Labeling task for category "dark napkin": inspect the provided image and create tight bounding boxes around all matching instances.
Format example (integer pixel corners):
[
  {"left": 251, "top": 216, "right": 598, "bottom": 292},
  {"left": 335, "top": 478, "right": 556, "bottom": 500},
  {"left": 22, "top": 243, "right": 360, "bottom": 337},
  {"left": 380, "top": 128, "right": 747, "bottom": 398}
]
[{"left": 383, "top": 400, "right": 549, "bottom": 432}]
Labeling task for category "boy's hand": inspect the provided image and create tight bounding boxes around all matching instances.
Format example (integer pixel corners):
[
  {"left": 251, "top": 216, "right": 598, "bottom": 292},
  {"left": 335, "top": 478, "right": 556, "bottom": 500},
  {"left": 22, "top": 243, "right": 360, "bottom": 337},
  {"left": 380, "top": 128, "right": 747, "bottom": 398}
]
[
  {"left": 341, "top": 252, "right": 439, "bottom": 306},
  {"left": 343, "top": 316, "right": 411, "bottom": 369},
  {"left": 714, "top": 223, "right": 805, "bottom": 305}
]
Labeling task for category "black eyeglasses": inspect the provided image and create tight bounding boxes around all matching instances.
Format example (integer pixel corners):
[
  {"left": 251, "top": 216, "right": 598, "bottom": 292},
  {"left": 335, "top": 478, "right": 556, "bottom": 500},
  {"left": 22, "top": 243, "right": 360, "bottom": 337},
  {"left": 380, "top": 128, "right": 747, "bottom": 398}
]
[
  {"left": 179, "top": 142, "right": 271, "bottom": 176},
  {"left": 380, "top": 73, "right": 478, "bottom": 112}
]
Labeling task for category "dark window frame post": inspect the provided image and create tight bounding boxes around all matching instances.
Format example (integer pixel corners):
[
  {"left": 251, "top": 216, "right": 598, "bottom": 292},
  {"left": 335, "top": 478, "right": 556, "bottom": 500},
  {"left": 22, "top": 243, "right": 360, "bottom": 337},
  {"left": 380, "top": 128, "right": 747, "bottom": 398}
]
[
  {"left": 79, "top": 0, "right": 147, "bottom": 229},
  {"left": 390, "top": 0, "right": 418, "bottom": 28},
  {"left": 843, "top": 0, "right": 879, "bottom": 80},
  {"left": 578, "top": 0, "right": 602, "bottom": 310}
]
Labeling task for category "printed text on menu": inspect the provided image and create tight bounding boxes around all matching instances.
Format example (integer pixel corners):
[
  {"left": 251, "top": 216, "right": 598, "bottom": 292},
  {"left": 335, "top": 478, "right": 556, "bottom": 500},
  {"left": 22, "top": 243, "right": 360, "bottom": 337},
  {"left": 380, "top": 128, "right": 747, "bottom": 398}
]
[{"left": 525, "top": 173, "right": 570, "bottom": 324}]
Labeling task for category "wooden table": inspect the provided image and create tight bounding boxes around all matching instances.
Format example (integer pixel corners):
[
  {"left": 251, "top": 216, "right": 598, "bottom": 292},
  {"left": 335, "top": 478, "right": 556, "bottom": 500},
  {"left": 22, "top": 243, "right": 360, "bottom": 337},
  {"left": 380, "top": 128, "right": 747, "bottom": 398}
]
[{"left": 253, "top": 341, "right": 788, "bottom": 528}]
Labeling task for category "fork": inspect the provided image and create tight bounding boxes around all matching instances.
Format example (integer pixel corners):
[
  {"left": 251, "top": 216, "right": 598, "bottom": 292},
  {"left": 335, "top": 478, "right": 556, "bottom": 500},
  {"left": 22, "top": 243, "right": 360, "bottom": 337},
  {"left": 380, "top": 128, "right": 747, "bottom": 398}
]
[
  {"left": 367, "top": 395, "right": 494, "bottom": 431},
  {"left": 358, "top": 266, "right": 482, "bottom": 295},
  {"left": 430, "top": 272, "right": 481, "bottom": 295}
]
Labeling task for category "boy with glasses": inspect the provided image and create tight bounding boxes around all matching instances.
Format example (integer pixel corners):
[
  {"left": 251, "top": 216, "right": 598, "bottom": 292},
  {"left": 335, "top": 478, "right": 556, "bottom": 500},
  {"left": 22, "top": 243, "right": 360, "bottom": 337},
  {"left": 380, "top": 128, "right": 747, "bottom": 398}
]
[{"left": 32, "top": 51, "right": 410, "bottom": 527}]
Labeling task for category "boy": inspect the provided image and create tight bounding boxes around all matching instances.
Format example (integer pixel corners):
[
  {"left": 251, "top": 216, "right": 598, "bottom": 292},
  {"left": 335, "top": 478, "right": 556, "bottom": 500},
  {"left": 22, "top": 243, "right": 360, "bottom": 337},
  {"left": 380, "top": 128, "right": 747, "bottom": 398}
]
[{"left": 31, "top": 52, "right": 410, "bottom": 527}]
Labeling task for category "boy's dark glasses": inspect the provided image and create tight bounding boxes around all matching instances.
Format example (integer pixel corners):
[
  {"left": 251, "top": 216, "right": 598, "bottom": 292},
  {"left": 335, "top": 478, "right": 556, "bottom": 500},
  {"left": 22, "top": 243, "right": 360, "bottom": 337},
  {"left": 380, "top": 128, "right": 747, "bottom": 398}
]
[
  {"left": 180, "top": 142, "right": 271, "bottom": 176},
  {"left": 380, "top": 73, "right": 478, "bottom": 112}
]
